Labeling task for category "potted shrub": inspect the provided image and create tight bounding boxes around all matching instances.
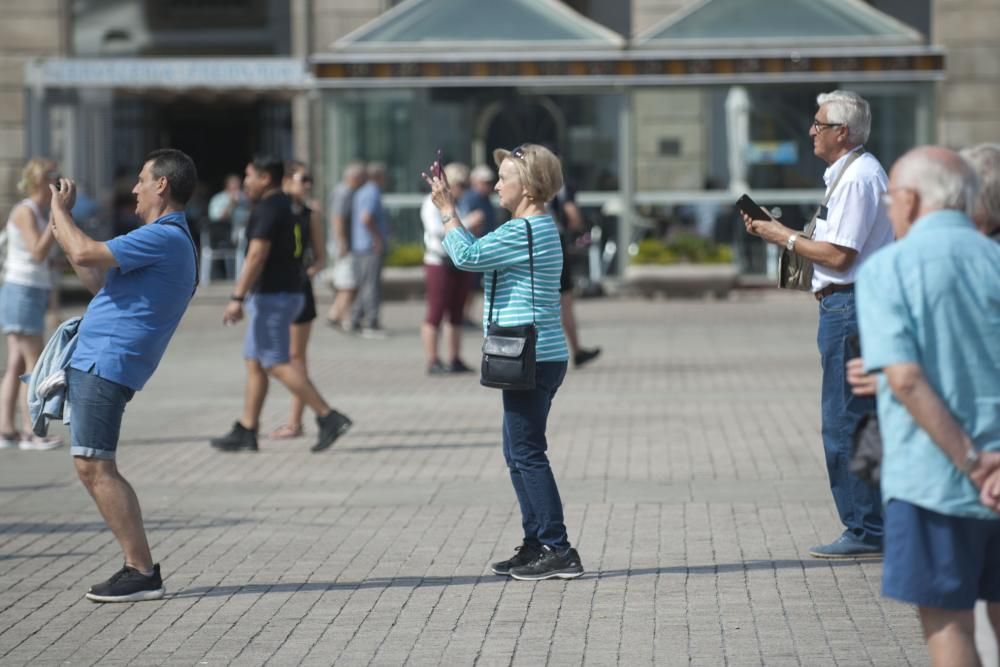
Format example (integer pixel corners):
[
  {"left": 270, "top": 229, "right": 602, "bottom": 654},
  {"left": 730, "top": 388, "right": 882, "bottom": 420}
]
[{"left": 625, "top": 234, "right": 738, "bottom": 298}]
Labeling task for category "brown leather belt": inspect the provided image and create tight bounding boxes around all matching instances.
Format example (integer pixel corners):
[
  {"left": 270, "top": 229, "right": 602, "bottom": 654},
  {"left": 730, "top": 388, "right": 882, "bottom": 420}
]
[{"left": 814, "top": 283, "right": 854, "bottom": 301}]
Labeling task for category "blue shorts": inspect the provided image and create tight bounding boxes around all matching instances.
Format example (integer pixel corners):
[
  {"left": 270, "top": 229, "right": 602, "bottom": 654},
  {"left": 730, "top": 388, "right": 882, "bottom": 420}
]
[
  {"left": 243, "top": 292, "right": 305, "bottom": 368},
  {"left": 67, "top": 367, "right": 135, "bottom": 461},
  {"left": 0, "top": 282, "right": 49, "bottom": 335},
  {"left": 883, "top": 499, "right": 1000, "bottom": 610}
]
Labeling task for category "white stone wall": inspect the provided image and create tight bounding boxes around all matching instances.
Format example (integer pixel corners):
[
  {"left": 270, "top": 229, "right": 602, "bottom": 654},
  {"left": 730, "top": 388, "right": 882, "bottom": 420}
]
[
  {"left": 0, "top": 0, "right": 65, "bottom": 215},
  {"left": 311, "top": 0, "right": 385, "bottom": 51},
  {"left": 633, "top": 0, "right": 695, "bottom": 35},
  {"left": 934, "top": 0, "right": 1000, "bottom": 146}
]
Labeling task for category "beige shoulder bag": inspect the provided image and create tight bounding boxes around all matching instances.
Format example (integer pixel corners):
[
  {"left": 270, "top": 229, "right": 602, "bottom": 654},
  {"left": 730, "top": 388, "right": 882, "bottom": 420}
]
[{"left": 779, "top": 149, "right": 864, "bottom": 290}]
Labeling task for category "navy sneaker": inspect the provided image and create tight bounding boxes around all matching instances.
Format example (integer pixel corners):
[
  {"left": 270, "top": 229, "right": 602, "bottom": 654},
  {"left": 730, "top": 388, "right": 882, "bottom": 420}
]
[
  {"left": 86, "top": 564, "right": 164, "bottom": 603},
  {"left": 490, "top": 542, "right": 542, "bottom": 576},
  {"left": 809, "top": 533, "right": 882, "bottom": 559},
  {"left": 313, "top": 410, "right": 352, "bottom": 452},
  {"left": 211, "top": 421, "right": 258, "bottom": 452},
  {"left": 509, "top": 546, "right": 584, "bottom": 581}
]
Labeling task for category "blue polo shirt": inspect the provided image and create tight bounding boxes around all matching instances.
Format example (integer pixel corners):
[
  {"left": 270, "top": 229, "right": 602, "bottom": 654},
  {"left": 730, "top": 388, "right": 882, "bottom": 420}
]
[
  {"left": 856, "top": 209, "right": 1000, "bottom": 519},
  {"left": 70, "top": 212, "right": 196, "bottom": 391},
  {"left": 351, "top": 181, "right": 388, "bottom": 253}
]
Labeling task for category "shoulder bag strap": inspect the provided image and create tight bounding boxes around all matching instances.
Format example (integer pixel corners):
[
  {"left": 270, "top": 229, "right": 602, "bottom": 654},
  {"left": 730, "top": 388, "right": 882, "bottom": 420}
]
[
  {"left": 163, "top": 220, "right": 200, "bottom": 295},
  {"left": 487, "top": 218, "right": 535, "bottom": 326},
  {"left": 805, "top": 148, "right": 865, "bottom": 239}
]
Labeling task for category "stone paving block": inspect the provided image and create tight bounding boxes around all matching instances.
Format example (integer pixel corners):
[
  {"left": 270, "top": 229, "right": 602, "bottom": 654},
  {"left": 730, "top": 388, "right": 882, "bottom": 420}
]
[{"left": 0, "top": 295, "right": 966, "bottom": 666}]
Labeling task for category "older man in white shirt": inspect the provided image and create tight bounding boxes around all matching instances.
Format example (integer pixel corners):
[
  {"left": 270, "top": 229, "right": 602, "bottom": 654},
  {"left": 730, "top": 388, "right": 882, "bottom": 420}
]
[{"left": 744, "top": 90, "right": 894, "bottom": 558}]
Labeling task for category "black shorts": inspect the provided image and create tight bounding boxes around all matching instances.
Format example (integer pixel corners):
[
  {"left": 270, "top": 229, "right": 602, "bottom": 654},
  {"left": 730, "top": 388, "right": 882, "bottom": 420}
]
[{"left": 294, "top": 279, "right": 317, "bottom": 325}]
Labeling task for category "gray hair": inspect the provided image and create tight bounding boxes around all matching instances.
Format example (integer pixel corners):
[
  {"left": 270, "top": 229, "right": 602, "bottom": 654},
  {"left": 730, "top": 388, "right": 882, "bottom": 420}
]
[
  {"left": 959, "top": 143, "right": 1000, "bottom": 231},
  {"left": 893, "top": 146, "right": 979, "bottom": 214},
  {"left": 817, "top": 90, "right": 871, "bottom": 145},
  {"left": 343, "top": 161, "right": 365, "bottom": 181},
  {"left": 470, "top": 165, "right": 496, "bottom": 183},
  {"left": 366, "top": 162, "right": 386, "bottom": 179}
]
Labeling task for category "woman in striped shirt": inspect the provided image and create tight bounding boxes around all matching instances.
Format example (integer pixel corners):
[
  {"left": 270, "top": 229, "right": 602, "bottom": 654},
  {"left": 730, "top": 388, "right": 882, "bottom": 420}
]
[{"left": 423, "top": 143, "right": 584, "bottom": 581}]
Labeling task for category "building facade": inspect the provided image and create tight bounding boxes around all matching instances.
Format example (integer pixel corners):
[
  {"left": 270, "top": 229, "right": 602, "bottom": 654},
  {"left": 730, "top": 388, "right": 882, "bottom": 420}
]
[{"left": 3, "top": 0, "right": 998, "bottom": 272}]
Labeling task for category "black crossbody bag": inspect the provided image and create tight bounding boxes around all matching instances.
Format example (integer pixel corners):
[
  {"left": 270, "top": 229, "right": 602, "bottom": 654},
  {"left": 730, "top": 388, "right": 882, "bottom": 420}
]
[{"left": 480, "top": 219, "right": 537, "bottom": 391}]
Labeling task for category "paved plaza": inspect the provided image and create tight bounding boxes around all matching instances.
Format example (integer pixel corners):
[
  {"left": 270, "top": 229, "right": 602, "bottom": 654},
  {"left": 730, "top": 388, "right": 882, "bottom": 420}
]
[{"left": 0, "top": 288, "right": 995, "bottom": 666}]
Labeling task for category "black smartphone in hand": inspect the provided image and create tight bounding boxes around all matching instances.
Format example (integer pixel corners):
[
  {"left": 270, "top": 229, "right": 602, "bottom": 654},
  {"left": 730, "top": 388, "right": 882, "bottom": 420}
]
[{"left": 736, "top": 194, "right": 769, "bottom": 220}]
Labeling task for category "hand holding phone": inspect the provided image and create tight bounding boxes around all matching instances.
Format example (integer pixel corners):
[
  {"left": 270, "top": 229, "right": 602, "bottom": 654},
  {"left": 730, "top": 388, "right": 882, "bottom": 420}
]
[{"left": 736, "top": 194, "right": 770, "bottom": 221}]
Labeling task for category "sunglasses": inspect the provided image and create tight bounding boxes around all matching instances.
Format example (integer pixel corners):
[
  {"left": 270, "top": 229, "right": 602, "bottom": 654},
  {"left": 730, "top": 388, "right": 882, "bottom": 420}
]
[{"left": 510, "top": 144, "right": 528, "bottom": 160}]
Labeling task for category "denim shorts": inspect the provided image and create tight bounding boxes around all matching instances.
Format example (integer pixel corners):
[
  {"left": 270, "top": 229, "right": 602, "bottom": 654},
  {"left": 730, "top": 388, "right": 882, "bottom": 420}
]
[
  {"left": 67, "top": 367, "right": 135, "bottom": 460},
  {"left": 0, "top": 282, "right": 49, "bottom": 335},
  {"left": 243, "top": 292, "right": 305, "bottom": 368},
  {"left": 883, "top": 499, "right": 1000, "bottom": 610}
]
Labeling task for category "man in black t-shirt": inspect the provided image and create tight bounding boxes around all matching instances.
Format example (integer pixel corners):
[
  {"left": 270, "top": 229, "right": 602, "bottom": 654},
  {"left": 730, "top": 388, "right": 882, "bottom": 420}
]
[{"left": 211, "top": 156, "right": 352, "bottom": 453}]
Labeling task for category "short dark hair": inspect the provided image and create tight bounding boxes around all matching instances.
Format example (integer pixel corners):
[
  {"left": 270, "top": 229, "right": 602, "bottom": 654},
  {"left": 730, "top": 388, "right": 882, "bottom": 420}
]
[
  {"left": 145, "top": 149, "right": 197, "bottom": 205},
  {"left": 251, "top": 155, "right": 284, "bottom": 186}
]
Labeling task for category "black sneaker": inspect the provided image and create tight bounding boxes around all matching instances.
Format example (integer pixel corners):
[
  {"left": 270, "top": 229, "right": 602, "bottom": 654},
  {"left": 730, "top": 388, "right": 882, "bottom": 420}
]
[
  {"left": 448, "top": 359, "right": 473, "bottom": 374},
  {"left": 428, "top": 361, "right": 448, "bottom": 376},
  {"left": 86, "top": 563, "right": 164, "bottom": 603},
  {"left": 313, "top": 410, "right": 353, "bottom": 452},
  {"left": 509, "top": 546, "right": 584, "bottom": 581},
  {"left": 574, "top": 348, "right": 601, "bottom": 368},
  {"left": 490, "top": 542, "right": 542, "bottom": 576},
  {"left": 211, "top": 421, "right": 258, "bottom": 452}
]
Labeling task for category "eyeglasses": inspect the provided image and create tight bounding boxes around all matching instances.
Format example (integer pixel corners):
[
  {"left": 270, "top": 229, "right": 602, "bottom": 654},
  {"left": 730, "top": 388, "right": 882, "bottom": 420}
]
[
  {"left": 811, "top": 120, "right": 843, "bottom": 132},
  {"left": 297, "top": 174, "right": 313, "bottom": 184},
  {"left": 510, "top": 144, "right": 528, "bottom": 160}
]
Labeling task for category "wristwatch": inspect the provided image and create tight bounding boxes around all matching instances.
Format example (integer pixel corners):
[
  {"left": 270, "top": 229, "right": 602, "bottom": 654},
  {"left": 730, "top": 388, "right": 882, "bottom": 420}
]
[
  {"left": 230, "top": 294, "right": 245, "bottom": 303},
  {"left": 440, "top": 213, "right": 454, "bottom": 224},
  {"left": 959, "top": 448, "right": 980, "bottom": 475},
  {"left": 785, "top": 234, "right": 798, "bottom": 252}
]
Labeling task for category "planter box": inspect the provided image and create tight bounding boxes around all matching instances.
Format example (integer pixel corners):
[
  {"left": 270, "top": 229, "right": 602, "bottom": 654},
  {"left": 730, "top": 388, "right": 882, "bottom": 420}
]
[
  {"left": 382, "top": 266, "right": 426, "bottom": 301},
  {"left": 624, "top": 263, "right": 739, "bottom": 299}
]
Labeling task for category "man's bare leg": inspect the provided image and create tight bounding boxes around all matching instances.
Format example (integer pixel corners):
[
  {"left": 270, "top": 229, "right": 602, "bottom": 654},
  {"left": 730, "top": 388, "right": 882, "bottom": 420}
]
[
  {"left": 268, "top": 361, "right": 330, "bottom": 417},
  {"left": 241, "top": 359, "right": 269, "bottom": 430},
  {"left": 74, "top": 457, "right": 153, "bottom": 572},
  {"left": 919, "top": 606, "right": 981, "bottom": 667}
]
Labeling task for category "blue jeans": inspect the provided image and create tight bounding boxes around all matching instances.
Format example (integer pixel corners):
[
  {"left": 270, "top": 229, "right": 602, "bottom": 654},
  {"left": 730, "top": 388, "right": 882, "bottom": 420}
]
[
  {"left": 817, "top": 289, "right": 883, "bottom": 543},
  {"left": 502, "top": 361, "right": 570, "bottom": 552}
]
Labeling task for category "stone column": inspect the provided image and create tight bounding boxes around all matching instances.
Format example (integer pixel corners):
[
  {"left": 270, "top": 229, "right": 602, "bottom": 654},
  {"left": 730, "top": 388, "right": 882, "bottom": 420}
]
[
  {"left": 934, "top": 0, "right": 1000, "bottom": 146},
  {"left": 0, "top": 0, "right": 67, "bottom": 214}
]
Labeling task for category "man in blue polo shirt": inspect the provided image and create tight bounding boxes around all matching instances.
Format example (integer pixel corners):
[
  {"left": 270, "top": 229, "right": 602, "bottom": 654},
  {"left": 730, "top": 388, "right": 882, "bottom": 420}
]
[
  {"left": 856, "top": 146, "right": 1000, "bottom": 664},
  {"left": 49, "top": 149, "right": 198, "bottom": 603}
]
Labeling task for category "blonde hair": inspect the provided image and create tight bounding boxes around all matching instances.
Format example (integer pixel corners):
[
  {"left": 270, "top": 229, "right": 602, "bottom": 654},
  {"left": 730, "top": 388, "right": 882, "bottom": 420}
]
[
  {"left": 17, "top": 158, "right": 56, "bottom": 196},
  {"left": 492, "top": 144, "right": 563, "bottom": 203},
  {"left": 443, "top": 162, "right": 470, "bottom": 187}
]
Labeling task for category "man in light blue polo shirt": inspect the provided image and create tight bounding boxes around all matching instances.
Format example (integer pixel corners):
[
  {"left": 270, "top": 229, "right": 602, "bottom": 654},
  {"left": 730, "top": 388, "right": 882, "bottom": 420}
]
[
  {"left": 349, "top": 163, "right": 390, "bottom": 337},
  {"left": 49, "top": 149, "right": 198, "bottom": 604},
  {"left": 856, "top": 146, "right": 1000, "bottom": 665}
]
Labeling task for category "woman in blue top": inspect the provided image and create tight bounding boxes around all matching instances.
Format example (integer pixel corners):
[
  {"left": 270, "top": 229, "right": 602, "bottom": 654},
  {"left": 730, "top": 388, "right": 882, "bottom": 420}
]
[{"left": 423, "top": 143, "right": 583, "bottom": 581}]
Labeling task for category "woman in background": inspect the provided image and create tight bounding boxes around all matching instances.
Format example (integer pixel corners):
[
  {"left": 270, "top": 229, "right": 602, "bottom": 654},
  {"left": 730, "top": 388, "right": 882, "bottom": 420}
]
[{"left": 0, "top": 158, "right": 63, "bottom": 451}]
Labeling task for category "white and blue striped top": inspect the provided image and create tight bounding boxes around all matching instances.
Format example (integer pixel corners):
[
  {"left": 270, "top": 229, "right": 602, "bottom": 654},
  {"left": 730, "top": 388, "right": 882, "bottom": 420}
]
[{"left": 443, "top": 215, "right": 569, "bottom": 362}]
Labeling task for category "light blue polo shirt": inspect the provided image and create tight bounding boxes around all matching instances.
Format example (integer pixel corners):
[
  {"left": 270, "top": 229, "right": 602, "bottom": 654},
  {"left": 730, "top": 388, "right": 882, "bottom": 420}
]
[
  {"left": 351, "top": 181, "right": 388, "bottom": 253},
  {"left": 70, "top": 211, "right": 196, "bottom": 391},
  {"left": 856, "top": 209, "right": 1000, "bottom": 519}
]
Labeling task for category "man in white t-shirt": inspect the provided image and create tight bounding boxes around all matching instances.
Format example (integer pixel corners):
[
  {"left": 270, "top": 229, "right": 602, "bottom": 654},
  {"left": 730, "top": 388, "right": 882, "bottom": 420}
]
[{"left": 743, "top": 90, "right": 893, "bottom": 559}]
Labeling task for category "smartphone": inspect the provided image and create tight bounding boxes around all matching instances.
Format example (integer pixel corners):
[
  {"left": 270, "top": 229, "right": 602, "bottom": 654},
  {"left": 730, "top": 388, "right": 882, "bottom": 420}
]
[
  {"left": 846, "top": 333, "right": 862, "bottom": 360},
  {"left": 736, "top": 194, "right": 769, "bottom": 220}
]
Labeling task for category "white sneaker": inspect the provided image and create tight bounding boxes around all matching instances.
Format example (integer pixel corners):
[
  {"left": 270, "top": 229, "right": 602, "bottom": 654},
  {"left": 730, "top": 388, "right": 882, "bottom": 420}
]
[
  {"left": 18, "top": 435, "right": 63, "bottom": 451},
  {"left": 0, "top": 433, "right": 17, "bottom": 449},
  {"left": 360, "top": 326, "right": 388, "bottom": 340}
]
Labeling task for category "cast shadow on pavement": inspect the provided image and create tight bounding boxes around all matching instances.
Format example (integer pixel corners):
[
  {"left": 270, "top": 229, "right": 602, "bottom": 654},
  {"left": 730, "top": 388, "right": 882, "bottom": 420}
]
[
  {"left": 170, "top": 559, "right": 866, "bottom": 599},
  {"left": 0, "top": 517, "right": 250, "bottom": 534}
]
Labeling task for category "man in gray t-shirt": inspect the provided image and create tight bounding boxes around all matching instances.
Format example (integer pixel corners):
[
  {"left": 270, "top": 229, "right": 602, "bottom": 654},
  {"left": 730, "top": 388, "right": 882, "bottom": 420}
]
[{"left": 326, "top": 162, "right": 365, "bottom": 327}]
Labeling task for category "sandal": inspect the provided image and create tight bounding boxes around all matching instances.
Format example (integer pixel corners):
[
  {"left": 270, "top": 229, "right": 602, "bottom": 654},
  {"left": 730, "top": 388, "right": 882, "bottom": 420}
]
[{"left": 269, "top": 423, "right": 304, "bottom": 439}]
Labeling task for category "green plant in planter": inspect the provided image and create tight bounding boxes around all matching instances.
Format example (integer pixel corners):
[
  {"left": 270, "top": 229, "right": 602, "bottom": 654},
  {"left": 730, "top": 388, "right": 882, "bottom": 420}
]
[
  {"left": 631, "top": 234, "right": 732, "bottom": 265},
  {"left": 385, "top": 242, "right": 425, "bottom": 267}
]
